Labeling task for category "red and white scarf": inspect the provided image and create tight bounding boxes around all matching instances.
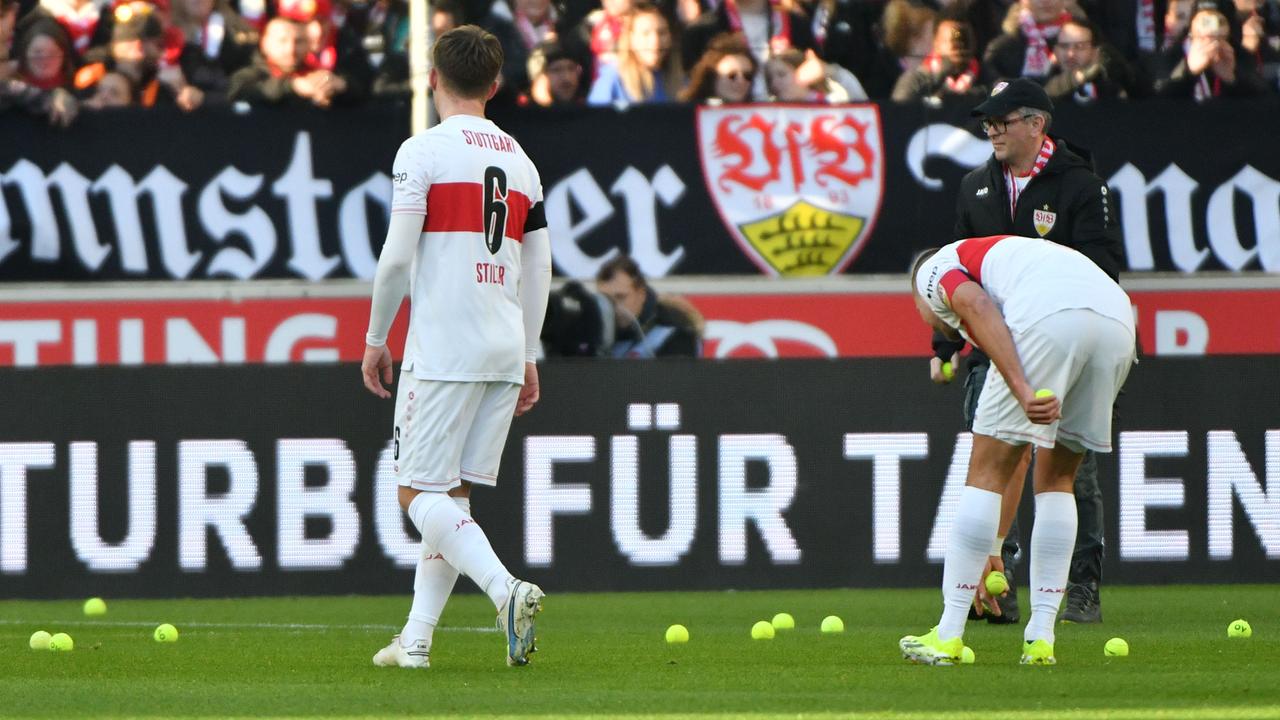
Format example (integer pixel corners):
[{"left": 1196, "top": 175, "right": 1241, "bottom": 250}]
[
  {"left": 725, "top": 0, "right": 792, "bottom": 55},
  {"left": 1136, "top": 0, "right": 1157, "bottom": 53},
  {"left": 1004, "top": 136, "right": 1056, "bottom": 219},
  {"left": 590, "top": 12, "right": 623, "bottom": 58},
  {"left": 515, "top": 6, "right": 556, "bottom": 51},
  {"left": 40, "top": 0, "right": 101, "bottom": 53},
  {"left": 1194, "top": 73, "right": 1222, "bottom": 102},
  {"left": 1019, "top": 8, "right": 1070, "bottom": 78},
  {"left": 923, "top": 54, "right": 980, "bottom": 93}
]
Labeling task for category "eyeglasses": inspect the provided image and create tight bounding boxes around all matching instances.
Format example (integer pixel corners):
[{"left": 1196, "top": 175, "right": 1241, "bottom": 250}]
[{"left": 980, "top": 114, "right": 1035, "bottom": 134}]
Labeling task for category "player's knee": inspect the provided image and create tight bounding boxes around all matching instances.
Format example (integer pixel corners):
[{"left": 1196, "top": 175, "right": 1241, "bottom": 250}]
[
  {"left": 447, "top": 482, "right": 472, "bottom": 499},
  {"left": 398, "top": 485, "right": 421, "bottom": 511}
]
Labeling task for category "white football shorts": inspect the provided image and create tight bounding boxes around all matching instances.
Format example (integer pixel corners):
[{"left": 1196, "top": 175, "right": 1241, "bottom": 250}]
[
  {"left": 972, "top": 308, "right": 1135, "bottom": 453},
  {"left": 391, "top": 372, "right": 520, "bottom": 491}
]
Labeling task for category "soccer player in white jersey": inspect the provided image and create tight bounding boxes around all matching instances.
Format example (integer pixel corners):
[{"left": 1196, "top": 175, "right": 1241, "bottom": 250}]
[
  {"left": 902, "top": 235, "right": 1135, "bottom": 666},
  {"left": 361, "top": 25, "right": 553, "bottom": 670}
]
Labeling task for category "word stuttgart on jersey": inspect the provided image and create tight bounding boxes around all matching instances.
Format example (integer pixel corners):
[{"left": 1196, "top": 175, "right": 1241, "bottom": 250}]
[{"left": 461, "top": 129, "right": 516, "bottom": 154}]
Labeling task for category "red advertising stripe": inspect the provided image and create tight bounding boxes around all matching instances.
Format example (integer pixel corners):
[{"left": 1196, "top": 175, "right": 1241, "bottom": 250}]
[
  {"left": 0, "top": 287, "right": 1278, "bottom": 366},
  {"left": 423, "top": 182, "right": 530, "bottom": 242}
]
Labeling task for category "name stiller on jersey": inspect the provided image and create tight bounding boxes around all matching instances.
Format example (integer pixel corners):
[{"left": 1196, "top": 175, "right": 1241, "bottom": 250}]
[{"left": 389, "top": 115, "right": 548, "bottom": 384}]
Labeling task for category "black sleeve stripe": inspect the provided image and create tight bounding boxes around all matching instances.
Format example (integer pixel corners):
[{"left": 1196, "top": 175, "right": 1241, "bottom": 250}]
[{"left": 523, "top": 201, "right": 547, "bottom": 233}]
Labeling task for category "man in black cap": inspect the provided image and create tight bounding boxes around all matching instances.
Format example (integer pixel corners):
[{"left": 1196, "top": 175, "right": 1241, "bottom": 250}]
[
  {"left": 928, "top": 76, "right": 1124, "bottom": 626},
  {"left": 524, "top": 38, "right": 584, "bottom": 107}
]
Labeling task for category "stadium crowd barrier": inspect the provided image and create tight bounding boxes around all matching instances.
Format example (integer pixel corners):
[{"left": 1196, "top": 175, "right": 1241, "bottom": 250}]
[{"left": 3, "top": 97, "right": 1280, "bottom": 282}]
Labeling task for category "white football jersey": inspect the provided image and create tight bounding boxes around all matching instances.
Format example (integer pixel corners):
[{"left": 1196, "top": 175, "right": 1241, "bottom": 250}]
[
  {"left": 389, "top": 114, "right": 547, "bottom": 383},
  {"left": 915, "top": 235, "right": 1133, "bottom": 345}
]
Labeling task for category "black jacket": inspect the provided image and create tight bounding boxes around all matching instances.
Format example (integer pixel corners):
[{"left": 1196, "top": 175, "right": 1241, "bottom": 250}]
[
  {"left": 611, "top": 290, "right": 703, "bottom": 358},
  {"left": 935, "top": 137, "right": 1124, "bottom": 365}
]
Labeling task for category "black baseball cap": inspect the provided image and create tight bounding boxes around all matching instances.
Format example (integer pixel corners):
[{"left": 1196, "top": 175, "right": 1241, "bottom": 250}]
[{"left": 970, "top": 77, "right": 1054, "bottom": 117}]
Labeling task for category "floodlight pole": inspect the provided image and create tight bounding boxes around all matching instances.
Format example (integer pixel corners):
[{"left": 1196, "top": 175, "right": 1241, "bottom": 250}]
[{"left": 410, "top": 0, "right": 437, "bottom": 134}]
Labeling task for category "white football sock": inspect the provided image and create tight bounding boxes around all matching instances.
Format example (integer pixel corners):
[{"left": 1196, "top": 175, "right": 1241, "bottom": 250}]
[
  {"left": 400, "top": 497, "right": 468, "bottom": 649},
  {"left": 408, "top": 491, "right": 514, "bottom": 611},
  {"left": 1025, "top": 491, "right": 1077, "bottom": 645},
  {"left": 937, "top": 486, "right": 1002, "bottom": 641}
]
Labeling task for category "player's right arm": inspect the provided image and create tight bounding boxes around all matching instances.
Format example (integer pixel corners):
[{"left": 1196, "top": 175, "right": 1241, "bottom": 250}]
[{"left": 363, "top": 139, "right": 431, "bottom": 398}]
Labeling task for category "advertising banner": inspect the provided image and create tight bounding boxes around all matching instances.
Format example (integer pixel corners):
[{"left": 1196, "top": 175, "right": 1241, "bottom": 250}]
[
  {"left": 1, "top": 287, "right": 1277, "bottom": 366},
  {"left": 0, "top": 358, "right": 1276, "bottom": 598},
  {"left": 2, "top": 99, "right": 1279, "bottom": 280}
]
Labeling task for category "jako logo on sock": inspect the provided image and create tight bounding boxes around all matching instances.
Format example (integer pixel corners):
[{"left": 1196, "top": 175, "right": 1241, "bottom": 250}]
[{"left": 454, "top": 518, "right": 476, "bottom": 532}]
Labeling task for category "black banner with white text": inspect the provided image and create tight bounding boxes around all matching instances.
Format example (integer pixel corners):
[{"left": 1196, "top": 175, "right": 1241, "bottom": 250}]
[
  {"left": 2, "top": 98, "right": 1279, "bottom": 280},
  {"left": 0, "top": 358, "right": 1276, "bottom": 599}
]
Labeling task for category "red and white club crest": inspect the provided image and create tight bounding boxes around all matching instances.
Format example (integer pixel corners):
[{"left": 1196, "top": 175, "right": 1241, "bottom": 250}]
[{"left": 696, "top": 104, "right": 885, "bottom": 276}]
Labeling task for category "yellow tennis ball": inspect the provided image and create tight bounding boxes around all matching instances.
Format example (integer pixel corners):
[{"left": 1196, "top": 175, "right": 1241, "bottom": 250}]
[
  {"left": 751, "top": 620, "right": 775, "bottom": 640},
  {"left": 665, "top": 624, "right": 689, "bottom": 644},
  {"left": 820, "top": 616, "right": 844, "bottom": 634},
  {"left": 154, "top": 623, "right": 179, "bottom": 643},
  {"left": 48, "top": 633, "right": 74, "bottom": 651},
  {"left": 29, "top": 630, "right": 52, "bottom": 650},
  {"left": 83, "top": 598, "right": 107, "bottom": 616},
  {"left": 1035, "top": 388, "right": 1055, "bottom": 398},
  {"left": 1228, "top": 620, "right": 1252, "bottom": 638},
  {"left": 985, "top": 570, "right": 1008, "bottom": 596},
  {"left": 1104, "top": 637, "right": 1129, "bottom": 656},
  {"left": 960, "top": 646, "right": 975, "bottom": 664},
  {"left": 771, "top": 612, "right": 795, "bottom": 630},
  {"left": 942, "top": 361, "right": 955, "bottom": 381}
]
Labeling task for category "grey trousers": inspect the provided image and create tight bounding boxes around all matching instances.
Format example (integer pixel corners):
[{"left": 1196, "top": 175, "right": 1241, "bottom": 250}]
[{"left": 963, "top": 362, "right": 1104, "bottom": 586}]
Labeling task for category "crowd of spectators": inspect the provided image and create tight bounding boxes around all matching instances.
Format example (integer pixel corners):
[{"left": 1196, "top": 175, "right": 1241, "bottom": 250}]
[{"left": 3, "top": 0, "right": 1280, "bottom": 122}]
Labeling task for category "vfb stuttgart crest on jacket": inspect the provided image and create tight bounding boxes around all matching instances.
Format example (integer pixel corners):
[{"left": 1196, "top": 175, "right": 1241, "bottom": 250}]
[{"left": 697, "top": 105, "right": 885, "bottom": 276}]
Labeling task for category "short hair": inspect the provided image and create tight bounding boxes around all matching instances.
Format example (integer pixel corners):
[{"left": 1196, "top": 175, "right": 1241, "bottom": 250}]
[
  {"left": 1021, "top": 106, "right": 1052, "bottom": 133},
  {"left": 596, "top": 254, "right": 644, "bottom": 285},
  {"left": 433, "top": 25, "right": 504, "bottom": 98},
  {"left": 909, "top": 248, "right": 941, "bottom": 291}
]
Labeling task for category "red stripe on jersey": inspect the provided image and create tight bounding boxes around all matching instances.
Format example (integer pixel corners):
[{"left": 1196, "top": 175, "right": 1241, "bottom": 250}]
[
  {"left": 938, "top": 269, "right": 972, "bottom": 305},
  {"left": 955, "top": 235, "right": 1009, "bottom": 283},
  {"left": 421, "top": 182, "right": 532, "bottom": 242}
]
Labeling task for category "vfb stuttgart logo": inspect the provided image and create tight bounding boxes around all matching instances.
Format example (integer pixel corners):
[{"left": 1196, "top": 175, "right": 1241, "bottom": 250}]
[{"left": 696, "top": 105, "right": 885, "bottom": 276}]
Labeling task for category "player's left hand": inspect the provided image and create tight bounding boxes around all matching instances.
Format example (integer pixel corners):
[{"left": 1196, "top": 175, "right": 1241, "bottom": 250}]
[
  {"left": 361, "top": 343, "right": 393, "bottom": 399},
  {"left": 515, "top": 362, "right": 540, "bottom": 416}
]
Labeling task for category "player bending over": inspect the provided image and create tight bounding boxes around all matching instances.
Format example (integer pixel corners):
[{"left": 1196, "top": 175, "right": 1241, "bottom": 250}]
[{"left": 902, "top": 234, "right": 1134, "bottom": 666}]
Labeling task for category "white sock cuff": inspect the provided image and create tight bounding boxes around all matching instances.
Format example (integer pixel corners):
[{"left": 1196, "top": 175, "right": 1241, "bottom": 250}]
[
  {"left": 453, "top": 496, "right": 471, "bottom": 515},
  {"left": 960, "top": 486, "right": 1003, "bottom": 514},
  {"left": 1034, "top": 491, "right": 1075, "bottom": 516}
]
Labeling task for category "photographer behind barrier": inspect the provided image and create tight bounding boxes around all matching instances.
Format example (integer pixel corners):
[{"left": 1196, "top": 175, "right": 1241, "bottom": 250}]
[{"left": 539, "top": 256, "right": 704, "bottom": 358}]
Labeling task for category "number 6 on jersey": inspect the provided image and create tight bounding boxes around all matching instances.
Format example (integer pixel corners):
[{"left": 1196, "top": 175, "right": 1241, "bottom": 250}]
[{"left": 484, "top": 166, "right": 508, "bottom": 254}]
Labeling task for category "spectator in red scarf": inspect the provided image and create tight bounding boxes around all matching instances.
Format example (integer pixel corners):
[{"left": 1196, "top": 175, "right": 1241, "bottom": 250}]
[
  {"left": 893, "top": 15, "right": 987, "bottom": 104},
  {"left": 681, "top": 0, "right": 815, "bottom": 93},
  {"left": 483, "top": 0, "right": 561, "bottom": 96},
  {"left": 678, "top": 31, "right": 756, "bottom": 103},
  {"left": 984, "top": 0, "right": 1083, "bottom": 84},
  {"left": 76, "top": 3, "right": 205, "bottom": 109},
  {"left": 227, "top": 15, "right": 349, "bottom": 105},
  {"left": 37, "top": 0, "right": 110, "bottom": 56},
  {"left": 1045, "top": 16, "right": 1144, "bottom": 102},
  {"left": 1156, "top": 3, "right": 1267, "bottom": 98},
  {"left": 578, "top": 0, "right": 631, "bottom": 68},
  {"left": 278, "top": 0, "right": 369, "bottom": 99},
  {"left": 171, "top": 0, "right": 257, "bottom": 103},
  {"left": 14, "top": 14, "right": 75, "bottom": 89}
]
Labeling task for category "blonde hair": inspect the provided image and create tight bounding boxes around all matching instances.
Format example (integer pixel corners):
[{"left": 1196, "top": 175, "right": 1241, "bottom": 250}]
[{"left": 616, "top": 4, "right": 683, "bottom": 101}]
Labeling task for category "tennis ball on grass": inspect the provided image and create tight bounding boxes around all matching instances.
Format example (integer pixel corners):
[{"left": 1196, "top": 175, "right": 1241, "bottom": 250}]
[
  {"left": 751, "top": 621, "right": 775, "bottom": 640},
  {"left": 154, "top": 624, "right": 179, "bottom": 643},
  {"left": 665, "top": 624, "right": 689, "bottom": 644},
  {"left": 1104, "top": 638, "right": 1129, "bottom": 656}
]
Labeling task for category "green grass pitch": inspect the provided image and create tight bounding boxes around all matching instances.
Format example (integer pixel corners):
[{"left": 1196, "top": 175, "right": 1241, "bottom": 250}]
[{"left": 0, "top": 585, "right": 1275, "bottom": 719}]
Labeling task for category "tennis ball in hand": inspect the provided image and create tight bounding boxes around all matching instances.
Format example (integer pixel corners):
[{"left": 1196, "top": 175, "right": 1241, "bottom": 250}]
[
  {"left": 1228, "top": 620, "right": 1252, "bottom": 638},
  {"left": 751, "top": 621, "right": 775, "bottom": 640},
  {"left": 48, "top": 633, "right": 74, "bottom": 651},
  {"left": 1104, "top": 637, "right": 1129, "bottom": 656},
  {"left": 29, "top": 631, "right": 52, "bottom": 650},
  {"left": 771, "top": 612, "right": 795, "bottom": 631},
  {"left": 83, "top": 598, "right": 107, "bottom": 616},
  {"left": 1034, "top": 388, "right": 1055, "bottom": 399},
  {"left": 820, "top": 616, "right": 844, "bottom": 634},
  {"left": 665, "top": 624, "right": 689, "bottom": 644},
  {"left": 942, "top": 361, "right": 955, "bottom": 381},
  {"left": 985, "top": 570, "right": 1009, "bottom": 596},
  {"left": 960, "top": 646, "right": 975, "bottom": 664},
  {"left": 154, "top": 624, "right": 179, "bottom": 643}
]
